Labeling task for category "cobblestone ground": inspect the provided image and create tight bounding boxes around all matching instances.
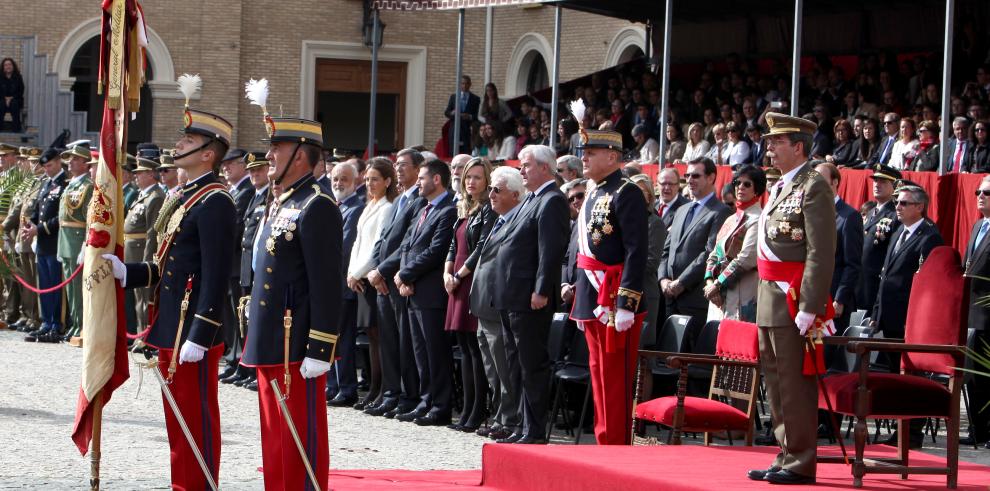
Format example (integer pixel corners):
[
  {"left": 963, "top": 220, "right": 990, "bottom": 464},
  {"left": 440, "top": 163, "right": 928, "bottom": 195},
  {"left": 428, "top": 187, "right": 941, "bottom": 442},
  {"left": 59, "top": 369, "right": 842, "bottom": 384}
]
[
  {"left": 2, "top": 329, "right": 989, "bottom": 489},
  {"left": 0, "top": 330, "right": 485, "bottom": 490}
]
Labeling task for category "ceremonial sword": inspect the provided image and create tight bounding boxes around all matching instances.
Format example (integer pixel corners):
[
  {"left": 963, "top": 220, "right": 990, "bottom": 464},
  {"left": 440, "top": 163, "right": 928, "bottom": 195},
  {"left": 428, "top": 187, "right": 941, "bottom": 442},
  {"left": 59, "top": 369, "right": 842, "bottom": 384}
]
[
  {"left": 150, "top": 361, "right": 220, "bottom": 490},
  {"left": 270, "top": 379, "right": 322, "bottom": 491}
]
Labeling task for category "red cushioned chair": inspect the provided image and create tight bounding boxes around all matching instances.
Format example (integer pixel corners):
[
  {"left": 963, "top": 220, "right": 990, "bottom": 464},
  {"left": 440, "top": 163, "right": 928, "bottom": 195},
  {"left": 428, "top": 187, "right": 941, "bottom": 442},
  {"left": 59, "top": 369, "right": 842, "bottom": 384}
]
[
  {"left": 818, "top": 246, "right": 967, "bottom": 488},
  {"left": 631, "top": 319, "right": 760, "bottom": 446}
]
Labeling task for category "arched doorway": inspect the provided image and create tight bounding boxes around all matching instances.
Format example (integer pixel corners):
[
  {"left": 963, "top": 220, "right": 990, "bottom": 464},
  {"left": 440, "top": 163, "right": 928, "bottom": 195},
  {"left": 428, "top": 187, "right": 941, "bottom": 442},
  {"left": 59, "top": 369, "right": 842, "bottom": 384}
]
[
  {"left": 69, "top": 36, "right": 153, "bottom": 151},
  {"left": 525, "top": 52, "right": 549, "bottom": 93},
  {"left": 617, "top": 46, "right": 645, "bottom": 65}
]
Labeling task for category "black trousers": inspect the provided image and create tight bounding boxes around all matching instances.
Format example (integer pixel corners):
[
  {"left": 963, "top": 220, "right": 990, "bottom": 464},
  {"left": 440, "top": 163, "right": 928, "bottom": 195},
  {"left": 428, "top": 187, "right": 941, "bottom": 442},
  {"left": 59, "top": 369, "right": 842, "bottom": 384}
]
[
  {"left": 376, "top": 288, "right": 402, "bottom": 402},
  {"left": 222, "top": 277, "right": 241, "bottom": 364},
  {"left": 409, "top": 306, "right": 452, "bottom": 415},
  {"left": 967, "top": 330, "right": 990, "bottom": 441},
  {"left": 500, "top": 309, "right": 552, "bottom": 439},
  {"left": 455, "top": 330, "right": 487, "bottom": 426}
]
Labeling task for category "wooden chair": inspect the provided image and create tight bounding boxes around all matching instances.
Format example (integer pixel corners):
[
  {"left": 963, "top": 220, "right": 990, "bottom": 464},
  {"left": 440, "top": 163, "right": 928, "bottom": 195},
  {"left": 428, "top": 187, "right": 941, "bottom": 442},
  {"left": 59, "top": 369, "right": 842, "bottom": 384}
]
[
  {"left": 631, "top": 319, "right": 760, "bottom": 446},
  {"left": 818, "top": 246, "right": 967, "bottom": 488}
]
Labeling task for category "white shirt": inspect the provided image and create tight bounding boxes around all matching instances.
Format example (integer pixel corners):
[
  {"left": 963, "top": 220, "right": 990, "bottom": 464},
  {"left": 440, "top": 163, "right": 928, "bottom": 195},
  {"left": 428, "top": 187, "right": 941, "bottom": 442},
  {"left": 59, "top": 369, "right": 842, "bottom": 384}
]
[
  {"left": 682, "top": 140, "right": 710, "bottom": 162},
  {"left": 348, "top": 197, "right": 394, "bottom": 279},
  {"left": 228, "top": 174, "right": 249, "bottom": 192},
  {"left": 724, "top": 140, "right": 752, "bottom": 165},
  {"left": 888, "top": 138, "right": 919, "bottom": 170},
  {"left": 638, "top": 138, "right": 659, "bottom": 163}
]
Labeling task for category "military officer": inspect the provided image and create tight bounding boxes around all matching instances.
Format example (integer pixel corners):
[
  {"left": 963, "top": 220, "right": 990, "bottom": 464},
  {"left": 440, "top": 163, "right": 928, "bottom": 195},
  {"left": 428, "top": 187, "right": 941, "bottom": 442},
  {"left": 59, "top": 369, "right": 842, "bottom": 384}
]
[
  {"left": 220, "top": 151, "right": 269, "bottom": 386},
  {"left": 857, "top": 164, "right": 901, "bottom": 313},
  {"left": 570, "top": 128, "right": 648, "bottom": 446},
  {"left": 748, "top": 113, "right": 836, "bottom": 485},
  {"left": 24, "top": 148, "right": 68, "bottom": 342},
  {"left": 104, "top": 104, "right": 237, "bottom": 490},
  {"left": 240, "top": 116, "right": 342, "bottom": 491},
  {"left": 123, "top": 156, "right": 165, "bottom": 334},
  {"left": 0, "top": 143, "right": 22, "bottom": 327},
  {"left": 5, "top": 147, "right": 43, "bottom": 332},
  {"left": 56, "top": 144, "right": 94, "bottom": 343},
  {"left": 218, "top": 148, "right": 254, "bottom": 381}
]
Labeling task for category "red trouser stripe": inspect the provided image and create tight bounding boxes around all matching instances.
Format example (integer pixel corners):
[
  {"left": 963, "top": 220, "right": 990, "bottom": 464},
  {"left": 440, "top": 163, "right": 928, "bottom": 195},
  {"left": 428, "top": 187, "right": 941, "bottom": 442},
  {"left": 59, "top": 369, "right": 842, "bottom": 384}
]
[
  {"left": 157, "top": 345, "right": 223, "bottom": 491},
  {"left": 257, "top": 365, "right": 329, "bottom": 491},
  {"left": 582, "top": 314, "right": 644, "bottom": 445}
]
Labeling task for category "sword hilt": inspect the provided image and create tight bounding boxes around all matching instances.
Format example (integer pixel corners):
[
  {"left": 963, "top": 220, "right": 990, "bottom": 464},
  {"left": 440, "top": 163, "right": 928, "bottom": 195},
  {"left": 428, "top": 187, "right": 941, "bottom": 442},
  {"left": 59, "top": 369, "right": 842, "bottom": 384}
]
[{"left": 283, "top": 308, "right": 292, "bottom": 400}]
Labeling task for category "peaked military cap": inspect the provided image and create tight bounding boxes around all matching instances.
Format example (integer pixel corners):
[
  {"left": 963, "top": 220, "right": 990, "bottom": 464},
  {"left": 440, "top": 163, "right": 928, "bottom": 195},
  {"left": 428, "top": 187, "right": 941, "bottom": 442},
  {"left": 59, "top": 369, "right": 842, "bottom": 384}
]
[
  {"left": 764, "top": 112, "right": 817, "bottom": 137},
  {"left": 870, "top": 164, "right": 902, "bottom": 182},
  {"left": 261, "top": 117, "right": 325, "bottom": 147},
  {"left": 575, "top": 129, "right": 623, "bottom": 151},
  {"left": 0, "top": 143, "right": 20, "bottom": 155},
  {"left": 222, "top": 148, "right": 248, "bottom": 163},
  {"left": 60, "top": 144, "right": 92, "bottom": 161},
  {"left": 243, "top": 151, "right": 269, "bottom": 170}
]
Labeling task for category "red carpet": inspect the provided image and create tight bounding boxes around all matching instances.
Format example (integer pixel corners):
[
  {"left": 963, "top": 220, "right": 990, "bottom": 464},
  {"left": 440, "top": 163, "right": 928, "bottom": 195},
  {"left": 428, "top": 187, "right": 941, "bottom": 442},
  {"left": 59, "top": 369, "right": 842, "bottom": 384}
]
[{"left": 321, "top": 444, "right": 990, "bottom": 490}]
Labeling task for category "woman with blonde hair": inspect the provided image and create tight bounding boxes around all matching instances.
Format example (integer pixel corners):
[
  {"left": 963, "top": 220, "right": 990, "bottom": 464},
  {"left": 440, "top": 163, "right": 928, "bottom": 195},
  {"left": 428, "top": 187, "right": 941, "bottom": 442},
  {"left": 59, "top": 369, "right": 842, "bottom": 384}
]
[
  {"left": 443, "top": 157, "right": 497, "bottom": 432},
  {"left": 678, "top": 122, "right": 711, "bottom": 164}
]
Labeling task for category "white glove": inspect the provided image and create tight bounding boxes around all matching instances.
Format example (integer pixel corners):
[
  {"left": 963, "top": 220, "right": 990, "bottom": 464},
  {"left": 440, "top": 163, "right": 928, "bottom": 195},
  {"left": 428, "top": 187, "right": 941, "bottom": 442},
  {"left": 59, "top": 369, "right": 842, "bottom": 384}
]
[
  {"left": 101, "top": 254, "right": 127, "bottom": 286},
  {"left": 795, "top": 311, "right": 817, "bottom": 336},
  {"left": 76, "top": 248, "right": 85, "bottom": 265},
  {"left": 614, "top": 308, "right": 635, "bottom": 333},
  {"left": 178, "top": 340, "right": 207, "bottom": 364},
  {"left": 300, "top": 357, "right": 332, "bottom": 379}
]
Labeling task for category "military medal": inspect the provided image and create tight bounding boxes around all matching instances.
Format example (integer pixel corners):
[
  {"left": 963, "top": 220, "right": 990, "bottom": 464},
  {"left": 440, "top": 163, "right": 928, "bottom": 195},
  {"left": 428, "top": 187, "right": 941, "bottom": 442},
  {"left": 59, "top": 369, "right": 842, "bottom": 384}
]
[
  {"left": 587, "top": 193, "right": 613, "bottom": 246},
  {"left": 791, "top": 227, "right": 804, "bottom": 241}
]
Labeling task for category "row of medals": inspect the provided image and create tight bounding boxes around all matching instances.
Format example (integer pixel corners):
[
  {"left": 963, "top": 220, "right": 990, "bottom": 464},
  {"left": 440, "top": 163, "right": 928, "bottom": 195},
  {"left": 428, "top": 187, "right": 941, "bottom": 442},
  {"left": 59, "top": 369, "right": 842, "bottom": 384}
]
[
  {"left": 588, "top": 193, "right": 613, "bottom": 246},
  {"left": 265, "top": 206, "right": 298, "bottom": 256},
  {"left": 768, "top": 190, "right": 804, "bottom": 241}
]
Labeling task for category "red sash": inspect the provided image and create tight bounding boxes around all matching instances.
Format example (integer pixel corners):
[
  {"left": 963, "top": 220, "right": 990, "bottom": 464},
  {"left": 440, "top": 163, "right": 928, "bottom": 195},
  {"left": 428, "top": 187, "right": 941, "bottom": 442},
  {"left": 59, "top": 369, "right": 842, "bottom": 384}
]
[
  {"left": 757, "top": 258, "right": 834, "bottom": 375},
  {"left": 577, "top": 253, "right": 625, "bottom": 352}
]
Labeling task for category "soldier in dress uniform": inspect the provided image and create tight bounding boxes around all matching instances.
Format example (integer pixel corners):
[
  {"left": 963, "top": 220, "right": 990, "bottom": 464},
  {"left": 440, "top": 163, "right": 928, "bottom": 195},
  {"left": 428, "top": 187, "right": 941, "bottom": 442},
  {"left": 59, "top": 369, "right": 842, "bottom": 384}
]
[
  {"left": 24, "top": 148, "right": 68, "bottom": 342},
  {"left": 123, "top": 156, "right": 165, "bottom": 334},
  {"left": 0, "top": 142, "right": 22, "bottom": 327},
  {"left": 570, "top": 128, "right": 648, "bottom": 446},
  {"left": 218, "top": 148, "right": 254, "bottom": 382},
  {"left": 5, "top": 146, "right": 43, "bottom": 332},
  {"left": 104, "top": 99, "right": 237, "bottom": 489},
  {"left": 240, "top": 111, "right": 342, "bottom": 490},
  {"left": 857, "top": 164, "right": 901, "bottom": 313},
  {"left": 748, "top": 113, "right": 836, "bottom": 485},
  {"left": 219, "top": 151, "right": 269, "bottom": 387},
  {"left": 57, "top": 144, "right": 94, "bottom": 342}
]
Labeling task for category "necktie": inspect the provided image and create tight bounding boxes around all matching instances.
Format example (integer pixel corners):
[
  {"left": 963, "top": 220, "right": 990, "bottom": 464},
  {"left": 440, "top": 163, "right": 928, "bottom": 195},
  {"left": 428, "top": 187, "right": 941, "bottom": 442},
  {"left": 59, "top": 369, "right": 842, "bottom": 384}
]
[
  {"left": 894, "top": 229, "right": 910, "bottom": 253},
  {"left": 657, "top": 203, "right": 666, "bottom": 217},
  {"left": 416, "top": 203, "right": 433, "bottom": 232},
  {"left": 684, "top": 202, "right": 700, "bottom": 228},
  {"left": 976, "top": 220, "right": 989, "bottom": 253},
  {"left": 395, "top": 193, "right": 408, "bottom": 215},
  {"left": 490, "top": 217, "right": 507, "bottom": 237},
  {"left": 880, "top": 136, "right": 894, "bottom": 163},
  {"left": 953, "top": 141, "right": 965, "bottom": 172}
]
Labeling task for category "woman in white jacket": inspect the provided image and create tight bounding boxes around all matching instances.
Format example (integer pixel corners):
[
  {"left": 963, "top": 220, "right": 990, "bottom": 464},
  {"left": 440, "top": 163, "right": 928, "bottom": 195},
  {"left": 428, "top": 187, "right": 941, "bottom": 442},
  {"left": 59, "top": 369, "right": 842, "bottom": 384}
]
[{"left": 346, "top": 158, "right": 397, "bottom": 408}]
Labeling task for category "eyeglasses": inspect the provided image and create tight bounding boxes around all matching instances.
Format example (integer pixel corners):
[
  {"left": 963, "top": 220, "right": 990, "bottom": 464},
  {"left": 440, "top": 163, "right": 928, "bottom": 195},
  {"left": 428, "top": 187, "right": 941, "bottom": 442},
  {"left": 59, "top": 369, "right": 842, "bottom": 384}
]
[
  {"left": 568, "top": 192, "right": 585, "bottom": 202},
  {"left": 977, "top": 128, "right": 988, "bottom": 133},
  {"left": 732, "top": 180, "right": 753, "bottom": 189},
  {"left": 976, "top": 190, "right": 990, "bottom": 197},
  {"left": 490, "top": 186, "right": 503, "bottom": 194},
  {"left": 684, "top": 172, "right": 703, "bottom": 179},
  {"left": 884, "top": 121, "right": 898, "bottom": 125},
  {"left": 894, "top": 200, "right": 920, "bottom": 207},
  {"left": 556, "top": 167, "right": 568, "bottom": 173}
]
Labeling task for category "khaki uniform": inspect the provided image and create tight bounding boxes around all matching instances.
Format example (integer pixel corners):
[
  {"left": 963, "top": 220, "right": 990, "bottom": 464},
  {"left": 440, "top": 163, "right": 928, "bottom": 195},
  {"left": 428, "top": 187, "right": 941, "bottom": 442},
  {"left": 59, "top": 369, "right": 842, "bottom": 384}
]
[
  {"left": 0, "top": 167, "right": 24, "bottom": 322},
  {"left": 2, "top": 174, "right": 44, "bottom": 328},
  {"left": 57, "top": 174, "right": 93, "bottom": 336},
  {"left": 123, "top": 185, "right": 165, "bottom": 329},
  {"left": 756, "top": 162, "right": 836, "bottom": 478}
]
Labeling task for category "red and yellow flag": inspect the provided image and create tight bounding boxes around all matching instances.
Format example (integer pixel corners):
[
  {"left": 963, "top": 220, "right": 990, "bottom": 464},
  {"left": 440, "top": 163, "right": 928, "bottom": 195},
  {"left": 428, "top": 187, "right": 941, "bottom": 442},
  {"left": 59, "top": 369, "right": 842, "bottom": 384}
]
[{"left": 71, "top": 0, "right": 146, "bottom": 455}]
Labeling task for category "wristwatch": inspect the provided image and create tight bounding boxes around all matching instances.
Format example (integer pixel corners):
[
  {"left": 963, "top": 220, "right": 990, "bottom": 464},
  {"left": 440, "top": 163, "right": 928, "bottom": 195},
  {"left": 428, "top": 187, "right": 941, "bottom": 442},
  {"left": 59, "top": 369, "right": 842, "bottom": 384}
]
[{"left": 452, "top": 272, "right": 461, "bottom": 282}]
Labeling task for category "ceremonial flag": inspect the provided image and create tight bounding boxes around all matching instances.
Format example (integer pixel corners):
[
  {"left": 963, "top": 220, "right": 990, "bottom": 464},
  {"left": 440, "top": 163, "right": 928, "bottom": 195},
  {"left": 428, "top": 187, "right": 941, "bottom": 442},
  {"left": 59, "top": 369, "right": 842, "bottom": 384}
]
[{"left": 71, "top": 0, "right": 147, "bottom": 456}]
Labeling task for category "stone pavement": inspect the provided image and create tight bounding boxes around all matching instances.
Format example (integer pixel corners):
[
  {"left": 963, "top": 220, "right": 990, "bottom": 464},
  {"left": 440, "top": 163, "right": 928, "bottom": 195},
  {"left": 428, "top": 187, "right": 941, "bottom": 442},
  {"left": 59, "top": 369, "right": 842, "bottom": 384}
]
[{"left": 2, "top": 328, "right": 989, "bottom": 489}]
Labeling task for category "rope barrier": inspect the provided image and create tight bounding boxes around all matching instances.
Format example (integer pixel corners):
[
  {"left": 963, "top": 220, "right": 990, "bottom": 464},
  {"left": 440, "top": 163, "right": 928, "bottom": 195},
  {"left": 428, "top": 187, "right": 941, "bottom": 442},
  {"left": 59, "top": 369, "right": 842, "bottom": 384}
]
[{"left": 0, "top": 250, "right": 85, "bottom": 294}]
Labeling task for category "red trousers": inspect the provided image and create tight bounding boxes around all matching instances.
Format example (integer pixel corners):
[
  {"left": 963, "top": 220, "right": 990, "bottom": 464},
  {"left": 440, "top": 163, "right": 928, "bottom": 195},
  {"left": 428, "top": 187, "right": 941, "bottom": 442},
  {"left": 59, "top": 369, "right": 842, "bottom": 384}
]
[
  {"left": 157, "top": 345, "right": 223, "bottom": 491},
  {"left": 581, "top": 315, "right": 643, "bottom": 445},
  {"left": 257, "top": 365, "right": 329, "bottom": 491}
]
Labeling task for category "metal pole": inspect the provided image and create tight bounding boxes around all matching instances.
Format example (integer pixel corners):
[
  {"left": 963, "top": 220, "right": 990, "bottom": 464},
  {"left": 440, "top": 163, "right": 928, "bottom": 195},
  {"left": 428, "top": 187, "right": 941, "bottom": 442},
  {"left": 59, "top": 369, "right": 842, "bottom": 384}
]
[
  {"left": 790, "top": 0, "right": 803, "bottom": 116},
  {"left": 658, "top": 0, "right": 673, "bottom": 165},
  {"left": 367, "top": 8, "right": 379, "bottom": 157},
  {"left": 484, "top": 6, "right": 494, "bottom": 86},
  {"left": 644, "top": 22, "right": 651, "bottom": 64},
  {"left": 549, "top": 4, "right": 562, "bottom": 149},
  {"left": 453, "top": 8, "right": 465, "bottom": 157},
  {"left": 939, "top": 0, "right": 955, "bottom": 175}
]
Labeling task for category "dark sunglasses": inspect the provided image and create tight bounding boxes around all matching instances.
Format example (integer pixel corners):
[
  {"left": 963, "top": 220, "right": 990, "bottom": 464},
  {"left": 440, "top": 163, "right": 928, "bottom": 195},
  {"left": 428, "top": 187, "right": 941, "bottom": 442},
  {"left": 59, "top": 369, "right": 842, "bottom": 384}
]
[
  {"left": 976, "top": 190, "right": 990, "bottom": 197},
  {"left": 490, "top": 186, "right": 503, "bottom": 194},
  {"left": 977, "top": 128, "right": 988, "bottom": 132},
  {"left": 884, "top": 121, "right": 898, "bottom": 125},
  {"left": 732, "top": 180, "right": 753, "bottom": 189},
  {"left": 684, "top": 172, "right": 704, "bottom": 179},
  {"left": 894, "top": 200, "right": 919, "bottom": 206},
  {"left": 568, "top": 192, "right": 585, "bottom": 202}
]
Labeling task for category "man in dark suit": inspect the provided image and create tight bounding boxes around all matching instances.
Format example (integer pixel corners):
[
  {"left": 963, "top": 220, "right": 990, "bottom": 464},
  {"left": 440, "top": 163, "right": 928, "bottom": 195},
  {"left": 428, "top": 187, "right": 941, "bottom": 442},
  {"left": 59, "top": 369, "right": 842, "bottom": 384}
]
[
  {"left": 327, "top": 161, "right": 367, "bottom": 406},
  {"left": 659, "top": 158, "right": 732, "bottom": 325},
  {"left": 947, "top": 117, "right": 975, "bottom": 174},
  {"left": 857, "top": 165, "right": 901, "bottom": 315},
  {"left": 23, "top": 148, "right": 67, "bottom": 342},
  {"left": 963, "top": 176, "right": 990, "bottom": 447},
  {"left": 747, "top": 123, "right": 768, "bottom": 166},
  {"left": 367, "top": 149, "right": 425, "bottom": 417},
  {"left": 391, "top": 159, "right": 457, "bottom": 426},
  {"left": 870, "top": 113, "right": 899, "bottom": 165},
  {"left": 219, "top": 148, "right": 254, "bottom": 380},
  {"left": 493, "top": 144, "right": 570, "bottom": 444},
  {"left": 470, "top": 166, "right": 526, "bottom": 441},
  {"left": 815, "top": 162, "right": 863, "bottom": 332},
  {"left": 560, "top": 179, "right": 587, "bottom": 314},
  {"left": 654, "top": 167, "right": 688, "bottom": 225},
  {"left": 871, "top": 184, "right": 943, "bottom": 449},
  {"left": 444, "top": 75, "right": 481, "bottom": 155}
]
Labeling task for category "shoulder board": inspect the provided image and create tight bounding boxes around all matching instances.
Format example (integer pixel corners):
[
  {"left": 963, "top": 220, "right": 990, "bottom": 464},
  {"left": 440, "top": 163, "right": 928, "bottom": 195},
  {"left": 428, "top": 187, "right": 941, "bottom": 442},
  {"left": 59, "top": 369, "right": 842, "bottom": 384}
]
[{"left": 303, "top": 184, "right": 336, "bottom": 208}]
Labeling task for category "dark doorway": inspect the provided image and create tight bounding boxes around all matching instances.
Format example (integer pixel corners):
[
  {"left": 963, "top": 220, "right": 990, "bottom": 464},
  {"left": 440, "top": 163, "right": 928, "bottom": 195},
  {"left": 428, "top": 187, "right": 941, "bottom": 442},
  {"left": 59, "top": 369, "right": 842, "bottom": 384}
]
[
  {"left": 69, "top": 36, "right": 153, "bottom": 152},
  {"left": 317, "top": 92, "right": 399, "bottom": 154}
]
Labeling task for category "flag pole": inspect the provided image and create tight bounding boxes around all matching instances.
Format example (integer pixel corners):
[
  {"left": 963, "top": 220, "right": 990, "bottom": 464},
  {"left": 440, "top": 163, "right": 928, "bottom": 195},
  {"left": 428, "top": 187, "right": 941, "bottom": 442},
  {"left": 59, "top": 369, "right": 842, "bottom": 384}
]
[{"left": 89, "top": 390, "right": 104, "bottom": 490}]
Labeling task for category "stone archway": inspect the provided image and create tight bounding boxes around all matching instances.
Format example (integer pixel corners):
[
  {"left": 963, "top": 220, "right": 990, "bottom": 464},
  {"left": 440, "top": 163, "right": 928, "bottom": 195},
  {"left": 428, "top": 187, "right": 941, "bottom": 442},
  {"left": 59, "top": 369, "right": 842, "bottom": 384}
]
[
  {"left": 604, "top": 26, "right": 647, "bottom": 69},
  {"left": 505, "top": 32, "right": 553, "bottom": 98}
]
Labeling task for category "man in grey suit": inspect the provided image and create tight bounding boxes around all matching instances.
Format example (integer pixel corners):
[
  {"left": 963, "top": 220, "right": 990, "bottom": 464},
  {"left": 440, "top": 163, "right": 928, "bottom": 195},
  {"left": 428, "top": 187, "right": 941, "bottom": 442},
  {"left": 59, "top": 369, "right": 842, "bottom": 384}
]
[
  {"left": 659, "top": 157, "right": 732, "bottom": 326},
  {"left": 492, "top": 145, "right": 570, "bottom": 444},
  {"left": 367, "top": 148, "right": 426, "bottom": 417},
  {"left": 470, "top": 166, "right": 526, "bottom": 441}
]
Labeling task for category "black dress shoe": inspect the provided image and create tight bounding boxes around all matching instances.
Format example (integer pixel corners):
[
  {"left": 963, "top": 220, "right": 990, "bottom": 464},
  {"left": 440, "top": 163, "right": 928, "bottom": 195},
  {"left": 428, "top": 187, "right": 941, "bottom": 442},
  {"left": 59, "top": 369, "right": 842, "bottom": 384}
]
[
  {"left": 234, "top": 375, "right": 256, "bottom": 387},
  {"left": 365, "top": 400, "right": 398, "bottom": 416},
  {"left": 328, "top": 393, "right": 358, "bottom": 407},
  {"left": 383, "top": 407, "right": 402, "bottom": 419},
  {"left": 414, "top": 413, "right": 452, "bottom": 426},
  {"left": 460, "top": 422, "right": 481, "bottom": 433},
  {"left": 222, "top": 373, "right": 247, "bottom": 385},
  {"left": 765, "top": 469, "right": 815, "bottom": 485},
  {"left": 496, "top": 432, "right": 523, "bottom": 444},
  {"left": 747, "top": 466, "right": 782, "bottom": 481},
  {"left": 245, "top": 380, "right": 259, "bottom": 391},
  {"left": 353, "top": 399, "right": 370, "bottom": 411},
  {"left": 488, "top": 427, "right": 513, "bottom": 440},
  {"left": 219, "top": 365, "right": 238, "bottom": 379},
  {"left": 447, "top": 423, "right": 465, "bottom": 431},
  {"left": 396, "top": 409, "right": 428, "bottom": 422},
  {"left": 476, "top": 426, "right": 493, "bottom": 437},
  {"left": 515, "top": 436, "right": 548, "bottom": 444},
  {"left": 38, "top": 332, "right": 63, "bottom": 343}
]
